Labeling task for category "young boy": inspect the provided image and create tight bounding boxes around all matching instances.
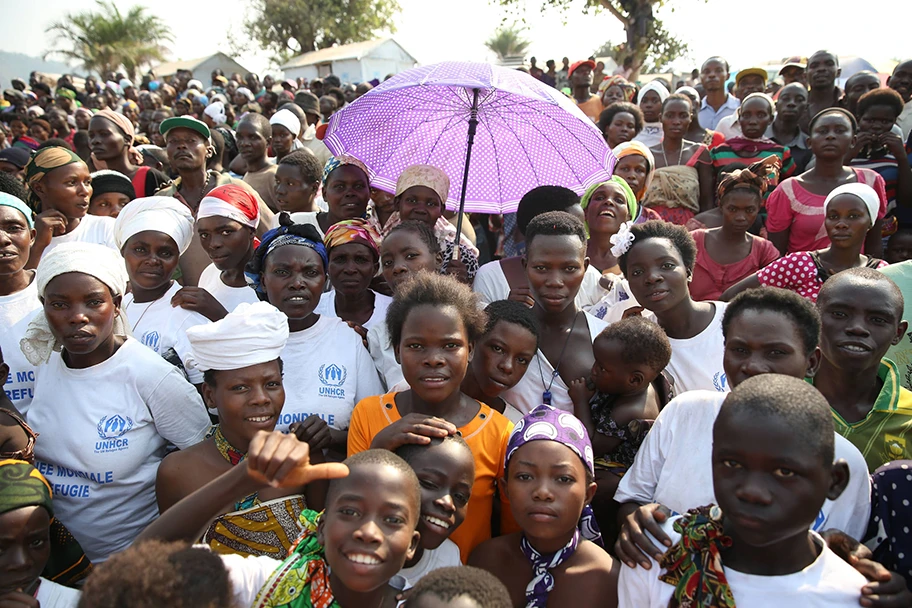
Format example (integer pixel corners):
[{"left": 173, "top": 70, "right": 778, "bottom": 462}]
[
  {"left": 814, "top": 268, "right": 912, "bottom": 471},
  {"left": 139, "top": 432, "right": 419, "bottom": 608},
  {"left": 238, "top": 113, "right": 279, "bottom": 212},
  {"left": 404, "top": 566, "right": 512, "bottom": 608},
  {"left": 87, "top": 170, "right": 135, "bottom": 218},
  {"left": 275, "top": 149, "right": 323, "bottom": 216},
  {"left": 619, "top": 374, "right": 866, "bottom": 606}
]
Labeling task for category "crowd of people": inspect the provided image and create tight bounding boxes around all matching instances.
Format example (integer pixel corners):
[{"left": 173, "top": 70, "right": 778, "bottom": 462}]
[{"left": 0, "top": 50, "right": 912, "bottom": 607}]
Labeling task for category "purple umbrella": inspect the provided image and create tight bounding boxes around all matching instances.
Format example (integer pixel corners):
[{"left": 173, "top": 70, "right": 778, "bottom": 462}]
[{"left": 323, "top": 61, "right": 615, "bottom": 242}]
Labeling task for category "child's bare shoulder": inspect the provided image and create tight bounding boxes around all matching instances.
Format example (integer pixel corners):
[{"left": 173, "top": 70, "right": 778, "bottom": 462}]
[
  {"left": 556, "top": 542, "right": 619, "bottom": 606},
  {"left": 467, "top": 533, "right": 520, "bottom": 570}
]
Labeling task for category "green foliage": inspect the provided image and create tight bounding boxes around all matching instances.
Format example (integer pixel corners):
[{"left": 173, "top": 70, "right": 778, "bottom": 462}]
[
  {"left": 485, "top": 26, "right": 532, "bottom": 62},
  {"left": 44, "top": 1, "right": 171, "bottom": 81},
  {"left": 245, "top": 0, "right": 401, "bottom": 65}
]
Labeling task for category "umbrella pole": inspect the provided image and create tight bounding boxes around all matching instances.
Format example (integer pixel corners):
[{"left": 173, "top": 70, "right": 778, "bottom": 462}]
[{"left": 451, "top": 88, "right": 479, "bottom": 261}]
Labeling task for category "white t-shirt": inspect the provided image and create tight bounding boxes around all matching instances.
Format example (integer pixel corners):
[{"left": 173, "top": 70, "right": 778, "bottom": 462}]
[
  {"left": 123, "top": 282, "right": 210, "bottom": 384},
  {"left": 315, "top": 289, "right": 392, "bottom": 331},
  {"left": 43, "top": 214, "right": 118, "bottom": 258},
  {"left": 473, "top": 260, "right": 607, "bottom": 310},
  {"left": 614, "top": 390, "right": 871, "bottom": 541},
  {"left": 619, "top": 526, "right": 866, "bottom": 608},
  {"left": 28, "top": 338, "right": 211, "bottom": 562},
  {"left": 500, "top": 312, "right": 608, "bottom": 416},
  {"left": 35, "top": 577, "right": 81, "bottom": 608},
  {"left": 277, "top": 315, "right": 384, "bottom": 432},
  {"left": 400, "top": 539, "right": 461, "bottom": 585},
  {"left": 198, "top": 263, "right": 259, "bottom": 314},
  {"left": 287, "top": 211, "right": 324, "bottom": 238},
  {"left": 665, "top": 302, "right": 729, "bottom": 393},
  {"left": 367, "top": 319, "right": 402, "bottom": 392},
  {"left": 0, "top": 281, "right": 41, "bottom": 412}
]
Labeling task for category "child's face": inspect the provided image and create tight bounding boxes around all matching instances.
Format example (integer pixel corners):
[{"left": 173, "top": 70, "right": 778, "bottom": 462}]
[
  {"left": 471, "top": 320, "right": 537, "bottom": 399},
  {"left": 886, "top": 232, "right": 912, "bottom": 265},
  {"left": 591, "top": 335, "right": 642, "bottom": 394},
  {"left": 0, "top": 506, "right": 51, "bottom": 596},
  {"left": 396, "top": 304, "right": 473, "bottom": 405},
  {"left": 122, "top": 231, "right": 180, "bottom": 292},
  {"left": 624, "top": 237, "right": 689, "bottom": 314},
  {"left": 398, "top": 186, "right": 443, "bottom": 226},
  {"left": 723, "top": 309, "right": 817, "bottom": 389},
  {"left": 504, "top": 441, "right": 595, "bottom": 548},
  {"left": 380, "top": 231, "right": 440, "bottom": 291},
  {"left": 524, "top": 234, "right": 588, "bottom": 315},
  {"left": 203, "top": 361, "right": 284, "bottom": 443},
  {"left": 274, "top": 164, "right": 317, "bottom": 214},
  {"left": 89, "top": 192, "right": 131, "bottom": 218},
  {"left": 319, "top": 463, "right": 420, "bottom": 593},
  {"left": 409, "top": 441, "right": 475, "bottom": 550},
  {"left": 712, "top": 409, "right": 845, "bottom": 550},
  {"left": 408, "top": 595, "right": 482, "bottom": 608}
]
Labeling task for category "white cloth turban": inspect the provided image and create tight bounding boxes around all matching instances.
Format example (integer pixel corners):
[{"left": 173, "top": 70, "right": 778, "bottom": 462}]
[
  {"left": 269, "top": 109, "right": 301, "bottom": 138},
  {"left": 204, "top": 101, "right": 227, "bottom": 127},
  {"left": 21, "top": 243, "right": 130, "bottom": 365},
  {"left": 824, "top": 183, "right": 880, "bottom": 227},
  {"left": 185, "top": 301, "right": 289, "bottom": 372},
  {"left": 114, "top": 196, "right": 195, "bottom": 254}
]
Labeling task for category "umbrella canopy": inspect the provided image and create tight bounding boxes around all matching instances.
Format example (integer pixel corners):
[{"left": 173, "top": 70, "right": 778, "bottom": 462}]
[{"left": 323, "top": 61, "right": 615, "bottom": 215}]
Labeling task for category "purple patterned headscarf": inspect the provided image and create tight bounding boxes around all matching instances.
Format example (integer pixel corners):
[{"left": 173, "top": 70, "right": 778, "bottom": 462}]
[{"left": 506, "top": 405, "right": 603, "bottom": 608}]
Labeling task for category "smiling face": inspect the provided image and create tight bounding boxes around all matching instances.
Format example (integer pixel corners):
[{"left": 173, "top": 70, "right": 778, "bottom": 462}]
[
  {"left": 524, "top": 234, "right": 588, "bottom": 314},
  {"left": 203, "top": 360, "right": 284, "bottom": 443},
  {"left": 324, "top": 165, "right": 369, "bottom": 222},
  {"left": 408, "top": 440, "right": 475, "bottom": 550},
  {"left": 122, "top": 231, "right": 180, "bottom": 293},
  {"left": 738, "top": 97, "right": 772, "bottom": 139},
  {"left": 36, "top": 163, "right": 92, "bottom": 219},
  {"left": 396, "top": 304, "right": 472, "bottom": 405},
  {"left": 380, "top": 230, "right": 440, "bottom": 291},
  {"left": 328, "top": 242, "right": 376, "bottom": 298},
  {"left": 720, "top": 190, "right": 761, "bottom": 234},
  {"left": 606, "top": 111, "right": 637, "bottom": 148},
  {"left": 398, "top": 185, "right": 443, "bottom": 226},
  {"left": 262, "top": 245, "right": 326, "bottom": 324},
  {"left": 889, "top": 60, "right": 912, "bottom": 103},
  {"left": 723, "top": 309, "right": 817, "bottom": 389},
  {"left": 0, "top": 206, "right": 34, "bottom": 280},
  {"left": 585, "top": 182, "right": 630, "bottom": 237},
  {"left": 824, "top": 194, "right": 871, "bottom": 249},
  {"left": 43, "top": 272, "right": 120, "bottom": 358},
  {"left": 275, "top": 163, "right": 318, "bottom": 214},
  {"left": 196, "top": 216, "right": 254, "bottom": 271},
  {"left": 623, "top": 237, "right": 690, "bottom": 315},
  {"left": 319, "top": 463, "right": 420, "bottom": 593},
  {"left": 505, "top": 441, "right": 594, "bottom": 549},
  {"left": 471, "top": 320, "right": 537, "bottom": 399},
  {"left": 88, "top": 192, "right": 131, "bottom": 218},
  {"left": 639, "top": 90, "right": 663, "bottom": 123},
  {"left": 613, "top": 155, "right": 649, "bottom": 198},
  {"left": 0, "top": 506, "right": 51, "bottom": 597},
  {"left": 661, "top": 98, "right": 691, "bottom": 139}
]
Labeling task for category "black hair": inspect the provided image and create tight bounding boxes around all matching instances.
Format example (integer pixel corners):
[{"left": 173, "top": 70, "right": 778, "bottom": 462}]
[
  {"left": 279, "top": 149, "right": 322, "bottom": 185},
  {"left": 323, "top": 75, "right": 341, "bottom": 89},
  {"left": 0, "top": 171, "right": 29, "bottom": 202},
  {"left": 524, "top": 210, "right": 587, "bottom": 249},
  {"left": 618, "top": 220, "right": 697, "bottom": 275},
  {"left": 858, "top": 88, "right": 905, "bottom": 120},
  {"left": 238, "top": 112, "right": 272, "bottom": 138},
  {"left": 395, "top": 434, "right": 474, "bottom": 473},
  {"left": 596, "top": 316, "right": 671, "bottom": 372},
  {"left": 208, "top": 129, "right": 224, "bottom": 165},
  {"left": 717, "top": 374, "right": 834, "bottom": 466},
  {"left": 328, "top": 449, "right": 421, "bottom": 520},
  {"left": 202, "top": 357, "right": 284, "bottom": 387},
  {"left": 515, "top": 186, "right": 581, "bottom": 235},
  {"left": 808, "top": 107, "right": 857, "bottom": 135},
  {"left": 662, "top": 93, "right": 693, "bottom": 112},
  {"left": 483, "top": 300, "right": 540, "bottom": 348},
  {"left": 385, "top": 220, "right": 440, "bottom": 256},
  {"left": 37, "top": 138, "right": 73, "bottom": 151},
  {"left": 701, "top": 56, "right": 730, "bottom": 73},
  {"left": 386, "top": 271, "right": 486, "bottom": 350},
  {"left": 723, "top": 288, "right": 821, "bottom": 356},
  {"left": 810, "top": 49, "right": 840, "bottom": 67},
  {"left": 597, "top": 102, "right": 644, "bottom": 135},
  {"left": 818, "top": 267, "right": 905, "bottom": 319},
  {"left": 327, "top": 86, "right": 346, "bottom": 107},
  {"left": 405, "top": 566, "right": 512, "bottom": 608}
]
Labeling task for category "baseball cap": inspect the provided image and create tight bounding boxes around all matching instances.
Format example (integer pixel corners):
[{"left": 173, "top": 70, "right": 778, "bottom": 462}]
[
  {"left": 569, "top": 60, "right": 596, "bottom": 76},
  {"left": 160, "top": 115, "right": 211, "bottom": 142},
  {"left": 779, "top": 57, "right": 807, "bottom": 75},
  {"left": 735, "top": 67, "right": 768, "bottom": 86},
  {"left": 0, "top": 147, "right": 30, "bottom": 169}
]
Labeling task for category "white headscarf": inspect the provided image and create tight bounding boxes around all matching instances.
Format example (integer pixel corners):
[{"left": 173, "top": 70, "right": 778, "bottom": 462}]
[
  {"left": 269, "top": 109, "right": 301, "bottom": 138},
  {"left": 113, "top": 196, "right": 195, "bottom": 255},
  {"left": 824, "top": 183, "right": 881, "bottom": 227},
  {"left": 638, "top": 81, "right": 670, "bottom": 106},
  {"left": 21, "top": 243, "right": 130, "bottom": 365},
  {"left": 185, "top": 301, "right": 288, "bottom": 372},
  {"left": 203, "top": 101, "right": 227, "bottom": 127}
]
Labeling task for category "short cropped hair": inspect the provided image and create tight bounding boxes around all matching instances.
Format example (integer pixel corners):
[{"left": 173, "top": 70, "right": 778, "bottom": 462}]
[
  {"left": 619, "top": 220, "right": 697, "bottom": 275},
  {"left": 723, "top": 288, "right": 821, "bottom": 355},
  {"left": 818, "top": 267, "right": 904, "bottom": 318},
  {"left": 483, "top": 299, "right": 540, "bottom": 348},
  {"left": 524, "top": 210, "right": 587, "bottom": 249},
  {"left": 405, "top": 566, "right": 512, "bottom": 608},
  {"left": 516, "top": 186, "right": 581, "bottom": 235},
  {"left": 662, "top": 93, "right": 693, "bottom": 112},
  {"left": 718, "top": 374, "right": 834, "bottom": 465},
  {"left": 238, "top": 111, "right": 272, "bottom": 137},
  {"left": 328, "top": 449, "right": 421, "bottom": 519},
  {"left": 279, "top": 149, "right": 323, "bottom": 185},
  {"left": 385, "top": 220, "right": 440, "bottom": 256},
  {"left": 598, "top": 102, "right": 644, "bottom": 134},
  {"left": 385, "top": 271, "right": 486, "bottom": 351},
  {"left": 596, "top": 316, "right": 671, "bottom": 372},
  {"left": 395, "top": 434, "right": 473, "bottom": 471}
]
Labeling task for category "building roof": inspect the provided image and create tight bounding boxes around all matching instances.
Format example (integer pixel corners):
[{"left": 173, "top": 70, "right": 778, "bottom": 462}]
[
  {"left": 153, "top": 52, "right": 248, "bottom": 77},
  {"left": 280, "top": 38, "right": 413, "bottom": 70}
]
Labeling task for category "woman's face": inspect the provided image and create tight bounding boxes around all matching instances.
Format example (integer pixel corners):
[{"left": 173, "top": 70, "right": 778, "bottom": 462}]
[
  {"left": 324, "top": 165, "right": 369, "bottom": 221},
  {"left": 38, "top": 163, "right": 92, "bottom": 219},
  {"left": 28, "top": 123, "right": 49, "bottom": 142},
  {"left": 196, "top": 216, "right": 254, "bottom": 271},
  {"left": 824, "top": 194, "right": 871, "bottom": 249},
  {"left": 397, "top": 185, "right": 443, "bottom": 226},
  {"left": 122, "top": 231, "right": 180, "bottom": 292},
  {"left": 639, "top": 90, "right": 663, "bottom": 123},
  {"left": 738, "top": 97, "right": 773, "bottom": 139},
  {"left": 606, "top": 112, "right": 637, "bottom": 148},
  {"left": 720, "top": 190, "right": 760, "bottom": 234},
  {"left": 624, "top": 237, "right": 690, "bottom": 315},
  {"left": 524, "top": 234, "right": 587, "bottom": 315},
  {"left": 585, "top": 182, "right": 630, "bottom": 237},
  {"left": 613, "top": 155, "right": 649, "bottom": 198},
  {"left": 327, "top": 242, "right": 376, "bottom": 299},
  {"left": 661, "top": 99, "right": 691, "bottom": 139},
  {"left": 0, "top": 506, "right": 51, "bottom": 597},
  {"left": 263, "top": 245, "right": 326, "bottom": 322},
  {"left": 270, "top": 124, "right": 296, "bottom": 159},
  {"left": 602, "top": 85, "right": 626, "bottom": 106},
  {"left": 203, "top": 361, "right": 285, "bottom": 443},
  {"left": 0, "top": 207, "right": 34, "bottom": 280},
  {"left": 43, "top": 272, "right": 120, "bottom": 358},
  {"left": 809, "top": 113, "right": 855, "bottom": 160}
]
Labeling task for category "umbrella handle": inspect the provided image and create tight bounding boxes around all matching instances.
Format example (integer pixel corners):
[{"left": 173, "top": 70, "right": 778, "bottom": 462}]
[{"left": 450, "top": 88, "right": 479, "bottom": 264}]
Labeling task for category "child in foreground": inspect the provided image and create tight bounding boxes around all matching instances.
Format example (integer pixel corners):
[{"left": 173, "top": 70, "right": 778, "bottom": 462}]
[
  {"left": 404, "top": 565, "right": 512, "bottom": 608},
  {"left": 618, "top": 374, "right": 866, "bottom": 606},
  {"left": 468, "top": 405, "right": 618, "bottom": 608}
]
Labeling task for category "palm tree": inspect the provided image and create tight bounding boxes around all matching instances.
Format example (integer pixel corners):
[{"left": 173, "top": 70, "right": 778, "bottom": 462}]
[
  {"left": 45, "top": 1, "right": 172, "bottom": 81},
  {"left": 485, "top": 26, "right": 531, "bottom": 64}
]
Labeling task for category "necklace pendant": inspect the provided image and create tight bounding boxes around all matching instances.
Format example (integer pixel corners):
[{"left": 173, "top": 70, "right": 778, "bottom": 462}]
[{"left": 543, "top": 390, "right": 552, "bottom": 405}]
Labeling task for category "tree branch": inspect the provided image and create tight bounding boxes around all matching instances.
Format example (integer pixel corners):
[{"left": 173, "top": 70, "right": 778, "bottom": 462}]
[{"left": 599, "top": 0, "right": 631, "bottom": 26}]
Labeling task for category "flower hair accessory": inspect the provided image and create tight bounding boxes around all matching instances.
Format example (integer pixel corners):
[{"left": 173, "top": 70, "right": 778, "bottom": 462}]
[{"left": 610, "top": 221, "right": 635, "bottom": 257}]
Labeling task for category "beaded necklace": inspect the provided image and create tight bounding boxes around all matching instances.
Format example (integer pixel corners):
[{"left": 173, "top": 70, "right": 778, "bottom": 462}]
[{"left": 212, "top": 426, "right": 258, "bottom": 509}]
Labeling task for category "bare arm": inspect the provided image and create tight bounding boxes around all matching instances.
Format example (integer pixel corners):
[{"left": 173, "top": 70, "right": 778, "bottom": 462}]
[
  {"left": 768, "top": 229, "right": 790, "bottom": 256},
  {"left": 696, "top": 156, "right": 715, "bottom": 212},
  {"left": 720, "top": 272, "right": 762, "bottom": 302},
  {"left": 865, "top": 219, "right": 884, "bottom": 259}
]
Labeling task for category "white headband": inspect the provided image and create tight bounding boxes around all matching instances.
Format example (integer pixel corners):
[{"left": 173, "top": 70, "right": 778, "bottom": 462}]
[
  {"left": 824, "top": 183, "right": 880, "bottom": 227},
  {"left": 114, "top": 196, "right": 195, "bottom": 255}
]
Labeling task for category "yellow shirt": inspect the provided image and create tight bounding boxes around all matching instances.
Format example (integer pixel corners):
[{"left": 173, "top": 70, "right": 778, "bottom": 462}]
[
  {"left": 577, "top": 94, "right": 604, "bottom": 122},
  {"left": 348, "top": 392, "right": 516, "bottom": 560}
]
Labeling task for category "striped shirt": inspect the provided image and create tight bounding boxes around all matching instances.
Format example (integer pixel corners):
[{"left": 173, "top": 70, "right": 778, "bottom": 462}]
[{"left": 710, "top": 144, "right": 796, "bottom": 202}]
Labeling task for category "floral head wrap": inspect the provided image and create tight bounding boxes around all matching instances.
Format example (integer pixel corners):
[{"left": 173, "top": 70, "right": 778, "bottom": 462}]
[
  {"left": 23, "top": 146, "right": 85, "bottom": 208},
  {"left": 716, "top": 156, "right": 781, "bottom": 202},
  {"left": 323, "top": 218, "right": 382, "bottom": 259},
  {"left": 321, "top": 155, "right": 370, "bottom": 190},
  {"left": 611, "top": 141, "right": 656, "bottom": 202},
  {"left": 598, "top": 75, "right": 636, "bottom": 101},
  {"left": 245, "top": 213, "right": 328, "bottom": 301}
]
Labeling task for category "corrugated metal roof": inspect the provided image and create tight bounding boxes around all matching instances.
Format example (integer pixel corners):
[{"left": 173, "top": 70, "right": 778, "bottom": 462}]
[{"left": 281, "top": 38, "right": 412, "bottom": 69}]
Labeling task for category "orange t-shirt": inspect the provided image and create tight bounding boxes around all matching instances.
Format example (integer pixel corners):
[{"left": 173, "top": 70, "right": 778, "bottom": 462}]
[
  {"left": 577, "top": 95, "right": 604, "bottom": 122},
  {"left": 347, "top": 392, "right": 516, "bottom": 560}
]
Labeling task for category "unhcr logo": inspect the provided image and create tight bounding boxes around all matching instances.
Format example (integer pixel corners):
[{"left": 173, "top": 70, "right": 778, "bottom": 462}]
[{"left": 319, "top": 363, "right": 347, "bottom": 387}]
